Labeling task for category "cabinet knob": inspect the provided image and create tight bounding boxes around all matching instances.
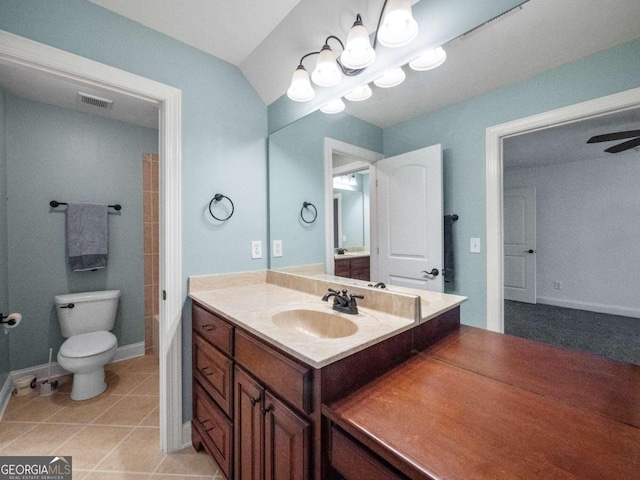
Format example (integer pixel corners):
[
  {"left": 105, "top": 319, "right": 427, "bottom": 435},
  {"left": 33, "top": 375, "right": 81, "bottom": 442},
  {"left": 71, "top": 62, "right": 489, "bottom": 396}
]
[
  {"left": 250, "top": 395, "right": 261, "bottom": 407},
  {"left": 201, "top": 419, "right": 216, "bottom": 432},
  {"left": 261, "top": 405, "right": 272, "bottom": 415},
  {"left": 201, "top": 324, "right": 217, "bottom": 332},
  {"left": 200, "top": 366, "right": 213, "bottom": 376}
]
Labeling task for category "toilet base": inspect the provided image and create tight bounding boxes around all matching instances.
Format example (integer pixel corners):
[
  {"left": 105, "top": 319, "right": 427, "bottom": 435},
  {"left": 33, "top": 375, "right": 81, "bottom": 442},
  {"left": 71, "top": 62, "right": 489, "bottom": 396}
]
[{"left": 70, "top": 369, "right": 108, "bottom": 401}]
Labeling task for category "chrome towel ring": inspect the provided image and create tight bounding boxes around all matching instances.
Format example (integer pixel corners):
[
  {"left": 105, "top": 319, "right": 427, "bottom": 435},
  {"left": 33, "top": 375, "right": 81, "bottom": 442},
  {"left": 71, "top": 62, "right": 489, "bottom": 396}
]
[{"left": 208, "top": 193, "right": 234, "bottom": 221}]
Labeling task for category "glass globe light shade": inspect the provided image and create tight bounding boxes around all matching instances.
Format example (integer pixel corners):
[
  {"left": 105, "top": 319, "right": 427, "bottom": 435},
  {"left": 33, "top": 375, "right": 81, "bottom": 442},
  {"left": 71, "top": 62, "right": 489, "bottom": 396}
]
[
  {"left": 345, "top": 84, "right": 373, "bottom": 102},
  {"left": 409, "top": 47, "right": 447, "bottom": 71},
  {"left": 373, "top": 67, "right": 406, "bottom": 88},
  {"left": 376, "top": 0, "right": 419, "bottom": 48},
  {"left": 287, "top": 65, "right": 315, "bottom": 102},
  {"left": 341, "top": 18, "right": 376, "bottom": 69},
  {"left": 311, "top": 45, "right": 342, "bottom": 87},
  {"left": 320, "top": 97, "right": 345, "bottom": 114}
]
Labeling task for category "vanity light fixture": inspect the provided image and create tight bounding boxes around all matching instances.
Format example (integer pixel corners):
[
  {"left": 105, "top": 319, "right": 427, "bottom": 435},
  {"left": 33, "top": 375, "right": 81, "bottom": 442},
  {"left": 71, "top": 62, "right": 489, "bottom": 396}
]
[
  {"left": 374, "top": 67, "right": 406, "bottom": 88},
  {"left": 286, "top": 0, "right": 418, "bottom": 102},
  {"left": 376, "top": 0, "right": 419, "bottom": 48},
  {"left": 409, "top": 46, "right": 447, "bottom": 71},
  {"left": 320, "top": 97, "right": 346, "bottom": 114},
  {"left": 287, "top": 64, "right": 315, "bottom": 102},
  {"left": 345, "top": 84, "right": 373, "bottom": 102}
]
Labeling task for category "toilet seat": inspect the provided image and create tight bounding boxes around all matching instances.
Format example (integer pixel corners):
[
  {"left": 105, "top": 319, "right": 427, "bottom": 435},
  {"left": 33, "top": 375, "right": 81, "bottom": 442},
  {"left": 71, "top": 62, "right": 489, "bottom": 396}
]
[{"left": 59, "top": 331, "right": 117, "bottom": 358}]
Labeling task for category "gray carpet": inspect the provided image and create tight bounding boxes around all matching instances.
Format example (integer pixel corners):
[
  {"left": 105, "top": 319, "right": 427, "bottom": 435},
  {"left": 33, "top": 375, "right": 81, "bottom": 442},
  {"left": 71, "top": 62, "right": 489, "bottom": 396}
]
[{"left": 504, "top": 301, "right": 640, "bottom": 366}]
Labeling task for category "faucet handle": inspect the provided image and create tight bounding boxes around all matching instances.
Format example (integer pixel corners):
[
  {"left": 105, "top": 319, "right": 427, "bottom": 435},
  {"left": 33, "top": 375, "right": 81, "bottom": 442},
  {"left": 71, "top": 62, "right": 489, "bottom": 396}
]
[{"left": 350, "top": 294, "right": 364, "bottom": 300}]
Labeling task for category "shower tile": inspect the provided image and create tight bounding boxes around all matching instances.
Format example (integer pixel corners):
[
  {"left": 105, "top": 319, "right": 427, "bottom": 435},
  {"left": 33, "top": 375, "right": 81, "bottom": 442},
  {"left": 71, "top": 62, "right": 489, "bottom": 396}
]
[
  {"left": 143, "top": 159, "right": 152, "bottom": 192},
  {"left": 144, "top": 223, "right": 153, "bottom": 253},
  {"left": 144, "top": 254, "right": 153, "bottom": 286},
  {"left": 151, "top": 158, "right": 159, "bottom": 192},
  {"left": 152, "top": 192, "right": 159, "bottom": 222},
  {"left": 143, "top": 192, "right": 152, "bottom": 222},
  {"left": 152, "top": 224, "right": 159, "bottom": 254},
  {"left": 152, "top": 255, "right": 159, "bottom": 285},
  {"left": 144, "top": 285, "right": 153, "bottom": 315}
]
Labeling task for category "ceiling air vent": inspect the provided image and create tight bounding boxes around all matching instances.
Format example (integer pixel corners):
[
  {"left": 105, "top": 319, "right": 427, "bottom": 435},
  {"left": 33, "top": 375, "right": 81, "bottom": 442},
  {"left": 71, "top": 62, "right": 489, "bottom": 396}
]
[{"left": 77, "top": 92, "right": 113, "bottom": 109}]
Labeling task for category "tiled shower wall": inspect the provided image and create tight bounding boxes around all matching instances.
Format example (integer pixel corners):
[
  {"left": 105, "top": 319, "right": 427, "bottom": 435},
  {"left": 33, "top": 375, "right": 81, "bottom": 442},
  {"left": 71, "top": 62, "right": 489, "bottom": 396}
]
[{"left": 143, "top": 153, "right": 159, "bottom": 354}]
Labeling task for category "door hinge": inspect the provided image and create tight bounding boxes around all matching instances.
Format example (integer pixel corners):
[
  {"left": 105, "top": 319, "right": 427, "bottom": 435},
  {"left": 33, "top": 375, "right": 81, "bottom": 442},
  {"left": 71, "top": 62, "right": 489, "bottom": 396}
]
[{"left": 162, "top": 290, "right": 166, "bottom": 301}]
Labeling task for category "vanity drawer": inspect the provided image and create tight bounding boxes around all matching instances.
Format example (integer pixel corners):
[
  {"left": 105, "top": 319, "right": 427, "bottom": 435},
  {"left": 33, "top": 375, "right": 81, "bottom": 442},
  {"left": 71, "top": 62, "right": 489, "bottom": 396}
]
[
  {"left": 193, "top": 382, "right": 233, "bottom": 478},
  {"left": 235, "top": 329, "right": 312, "bottom": 414},
  {"left": 330, "top": 426, "right": 406, "bottom": 480},
  {"left": 194, "top": 333, "right": 234, "bottom": 417},
  {"left": 350, "top": 256, "right": 369, "bottom": 269},
  {"left": 193, "top": 302, "right": 234, "bottom": 356}
]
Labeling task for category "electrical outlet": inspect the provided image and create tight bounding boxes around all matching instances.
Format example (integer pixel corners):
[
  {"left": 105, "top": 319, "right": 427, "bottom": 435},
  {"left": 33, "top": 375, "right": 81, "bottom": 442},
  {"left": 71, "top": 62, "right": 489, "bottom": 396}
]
[
  {"left": 553, "top": 281, "right": 562, "bottom": 290},
  {"left": 251, "top": 240, "right": 262, "bottom": 259},
  {"left": 273, "top": 240, "right": 283, "bottom": 257}
]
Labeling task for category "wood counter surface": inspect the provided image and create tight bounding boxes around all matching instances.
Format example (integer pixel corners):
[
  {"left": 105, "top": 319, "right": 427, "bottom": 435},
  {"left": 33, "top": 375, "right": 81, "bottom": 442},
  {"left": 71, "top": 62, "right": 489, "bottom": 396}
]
[{"left": 323, "top": 326, "right": 640, "bottom": 479}]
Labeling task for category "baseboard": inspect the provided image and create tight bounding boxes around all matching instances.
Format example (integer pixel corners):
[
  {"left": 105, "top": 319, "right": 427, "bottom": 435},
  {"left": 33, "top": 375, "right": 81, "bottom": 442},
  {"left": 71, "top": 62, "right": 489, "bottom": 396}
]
[
  {"left": 182, "top": 421, "right": 192, "bottom": 449},
  {"left": 537, "top": 296, "right": 640, "bottom": 319},
  {"left": 0, "top": 342, "right": 146, "bottom": 419}
]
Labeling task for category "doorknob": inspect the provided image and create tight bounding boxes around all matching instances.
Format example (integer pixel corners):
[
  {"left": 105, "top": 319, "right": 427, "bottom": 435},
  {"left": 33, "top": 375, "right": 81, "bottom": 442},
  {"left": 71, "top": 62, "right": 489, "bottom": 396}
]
[
  {"left": 422, "top": 268, "right": 439, "bottom": 277},
  {"left": 523, "top": 249, "right": 536, "bottom": 254}
]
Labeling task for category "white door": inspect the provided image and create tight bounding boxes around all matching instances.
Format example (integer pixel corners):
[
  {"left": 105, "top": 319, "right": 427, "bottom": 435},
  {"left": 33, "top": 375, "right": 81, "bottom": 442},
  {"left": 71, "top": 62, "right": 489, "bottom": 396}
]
[
  {"left": 504, "top": 187, "right": 536, "bottom": 303},
  {"left": 375, "top": 144, "right": 443, "bottom": 292}
]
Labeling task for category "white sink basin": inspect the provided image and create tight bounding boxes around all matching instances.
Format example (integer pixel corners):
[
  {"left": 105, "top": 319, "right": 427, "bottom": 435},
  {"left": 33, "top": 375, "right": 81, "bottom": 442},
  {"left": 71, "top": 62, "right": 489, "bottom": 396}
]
[{"left": 271, "top": 309, "right": 358, "bottom": 339}]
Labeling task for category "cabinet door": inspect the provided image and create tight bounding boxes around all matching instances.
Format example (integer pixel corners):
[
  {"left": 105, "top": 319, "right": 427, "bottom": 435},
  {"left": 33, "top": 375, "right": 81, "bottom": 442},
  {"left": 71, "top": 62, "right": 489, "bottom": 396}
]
[
  {"left": 235, "top": 366, "right": 264, "bottom": 480},
  {"left": 264, "top": 391, "right": 310, "bottom": 480}
]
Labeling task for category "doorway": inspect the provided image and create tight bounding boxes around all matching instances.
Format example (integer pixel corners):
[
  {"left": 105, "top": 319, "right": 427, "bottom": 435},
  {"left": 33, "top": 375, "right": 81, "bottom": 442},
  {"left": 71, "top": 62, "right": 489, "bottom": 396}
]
[
  {"left": 486, "top": 86, "right": 640, "bottom": 342},
  {"left": 0, "top": 30, "right": 184, "bottom": 452}
]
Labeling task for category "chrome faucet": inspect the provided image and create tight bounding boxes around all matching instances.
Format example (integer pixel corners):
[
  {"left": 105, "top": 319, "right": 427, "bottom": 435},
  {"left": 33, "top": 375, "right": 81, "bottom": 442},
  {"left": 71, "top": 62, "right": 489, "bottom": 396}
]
[
  {"left": 322, "top": 288, "right": 364, "bottom": 315},
  {"left": 367, "top": 282, "right": 387, "bottom": 289}
]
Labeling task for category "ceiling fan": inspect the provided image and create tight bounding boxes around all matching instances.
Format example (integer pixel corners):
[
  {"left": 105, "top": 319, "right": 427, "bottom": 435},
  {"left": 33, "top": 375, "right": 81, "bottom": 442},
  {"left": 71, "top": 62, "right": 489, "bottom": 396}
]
[{"left": 587, "top": 129, "right": 640, "bottom": 153}]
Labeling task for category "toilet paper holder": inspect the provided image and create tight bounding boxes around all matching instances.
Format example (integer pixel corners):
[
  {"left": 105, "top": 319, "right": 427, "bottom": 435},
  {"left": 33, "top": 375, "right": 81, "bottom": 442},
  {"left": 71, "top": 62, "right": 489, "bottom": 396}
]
[{"left": 1, "top": 313, "right": 21, "bottom": 326}]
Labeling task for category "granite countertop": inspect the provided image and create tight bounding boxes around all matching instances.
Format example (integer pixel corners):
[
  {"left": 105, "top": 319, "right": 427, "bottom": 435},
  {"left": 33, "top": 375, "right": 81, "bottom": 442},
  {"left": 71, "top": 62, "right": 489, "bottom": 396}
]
[{"left": 188, "top": 270, "right": 466, "bottom": 369}]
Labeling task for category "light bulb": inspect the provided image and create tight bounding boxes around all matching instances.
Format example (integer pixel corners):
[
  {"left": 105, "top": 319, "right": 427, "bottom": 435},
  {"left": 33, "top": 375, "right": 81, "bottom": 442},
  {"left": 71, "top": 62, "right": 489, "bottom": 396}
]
[
  {"left": 345, "top": 84, "right": 373, "bottom": 102},
  {"left": 311, "top": 45, "right": 342, "bottom": 87},
  {"left": 340, "top": 15, "right": 376, "bottom": 69},
  {"left": 320, "top": 97, "right": 345, "bottom": 114},
  {"left": 376, "top": 0, "right": 418, "bottom": 48},
  {"left": 287, "top": 65, "right": 315, "bottom": 102},
  {"left": 374, "top": 67, "right": 406, "bottom": 88},
  {"left": 409, "top": 47, "right": 447, "bottom": 71}
]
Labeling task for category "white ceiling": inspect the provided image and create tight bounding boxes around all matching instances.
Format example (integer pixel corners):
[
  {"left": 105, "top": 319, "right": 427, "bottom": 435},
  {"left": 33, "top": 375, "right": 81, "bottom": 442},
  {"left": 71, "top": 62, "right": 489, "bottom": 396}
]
[
  {"left": 0, "top": 0, "right": 638, "bottom": 142},
  {"left": 87, "top": 0, "right": 640, "bottom": 127}
]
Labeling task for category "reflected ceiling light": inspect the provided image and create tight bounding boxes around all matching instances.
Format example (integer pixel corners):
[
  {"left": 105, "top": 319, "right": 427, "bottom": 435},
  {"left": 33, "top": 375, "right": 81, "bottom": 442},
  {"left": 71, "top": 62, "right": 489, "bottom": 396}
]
[
  {"left": 376, "top": 0, "right": 419, "bottom": 48},
  {"left": 286, "top": 65, "right": 315, "bottom": 102},
  {"left": 341, "top": 14, "right": 376, "bottom": 69},
  {"left": 409, "top": 46, "right": 447, "bottom": 71},
  {"left": 345, "top": 84, "right": 373, "bottom": 102},
  {"left": 374, "top": 67, "right": 406, "bottom": 88},
  {"left": 320, "top": 97, "right": 345, "bottom": 114},
  {"left": 311, "top": 44, "right": 342, "bottom": 87}
]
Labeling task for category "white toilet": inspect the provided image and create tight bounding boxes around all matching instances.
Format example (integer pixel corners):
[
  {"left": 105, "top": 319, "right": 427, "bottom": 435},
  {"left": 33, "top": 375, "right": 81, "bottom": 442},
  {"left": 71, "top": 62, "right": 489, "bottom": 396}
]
[{"left": 55, "top": 290, "right": 120, "bottom": 401}]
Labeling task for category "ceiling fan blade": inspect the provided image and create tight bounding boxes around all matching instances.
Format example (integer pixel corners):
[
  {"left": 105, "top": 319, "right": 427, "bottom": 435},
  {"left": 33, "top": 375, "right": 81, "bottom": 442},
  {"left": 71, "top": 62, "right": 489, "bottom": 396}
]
[
  {"left": 587, "top": 130, "right": 640, "bottom": 143},
  {"left": 604, "top": 136, "right": 640, "bottom": 154}
]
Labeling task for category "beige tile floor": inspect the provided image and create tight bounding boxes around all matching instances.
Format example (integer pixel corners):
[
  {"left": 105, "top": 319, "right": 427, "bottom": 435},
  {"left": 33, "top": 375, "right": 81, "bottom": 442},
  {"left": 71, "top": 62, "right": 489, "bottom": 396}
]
[{"left": 0, "top": 353, "right": 224, "bottom": 479}]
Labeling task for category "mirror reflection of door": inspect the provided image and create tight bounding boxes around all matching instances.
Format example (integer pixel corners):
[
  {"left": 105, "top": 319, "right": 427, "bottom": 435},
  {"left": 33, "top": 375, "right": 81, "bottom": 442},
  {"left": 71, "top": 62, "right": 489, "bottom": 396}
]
[{"left": 376, "top": 144, "right": 444, "bottom": 292}]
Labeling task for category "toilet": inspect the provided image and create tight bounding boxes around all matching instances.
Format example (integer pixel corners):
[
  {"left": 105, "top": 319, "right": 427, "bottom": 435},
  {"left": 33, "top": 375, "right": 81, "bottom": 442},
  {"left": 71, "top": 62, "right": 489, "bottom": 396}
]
[{"left": 55, "top": 290, "right": 120, "bottom": 401}]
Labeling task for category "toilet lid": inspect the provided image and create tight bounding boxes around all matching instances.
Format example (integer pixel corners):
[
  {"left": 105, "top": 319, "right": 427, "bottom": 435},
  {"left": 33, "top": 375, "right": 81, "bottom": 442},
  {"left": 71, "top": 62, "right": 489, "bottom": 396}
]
[{"left": 59, "top": 331, "right": 117, "bottom": 358}]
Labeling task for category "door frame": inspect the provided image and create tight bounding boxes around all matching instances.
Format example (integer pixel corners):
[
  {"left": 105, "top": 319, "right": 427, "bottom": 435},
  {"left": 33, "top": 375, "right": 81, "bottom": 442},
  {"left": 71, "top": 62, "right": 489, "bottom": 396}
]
[
  {"left": 323, "top": 138, "right": 383, "bottom": 275},
  {"left": 486, "top": 86, "right": 640, "bottom": 333},
  {"left": 0, "top": 30, "right": 184, "bottom": 452}
]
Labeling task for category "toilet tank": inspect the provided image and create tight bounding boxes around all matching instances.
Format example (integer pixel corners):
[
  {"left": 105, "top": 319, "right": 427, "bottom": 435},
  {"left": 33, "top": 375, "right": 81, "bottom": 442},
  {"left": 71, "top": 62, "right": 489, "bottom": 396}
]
[{"left": 55, "top": 290, "right": 121, "bottom": 338}]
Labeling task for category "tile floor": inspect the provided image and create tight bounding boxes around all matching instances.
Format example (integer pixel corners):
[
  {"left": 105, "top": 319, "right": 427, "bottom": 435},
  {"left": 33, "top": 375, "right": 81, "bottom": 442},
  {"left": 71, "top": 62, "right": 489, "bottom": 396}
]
[{"left": 0, "top": 353, "right": 224, "bottom": 479}]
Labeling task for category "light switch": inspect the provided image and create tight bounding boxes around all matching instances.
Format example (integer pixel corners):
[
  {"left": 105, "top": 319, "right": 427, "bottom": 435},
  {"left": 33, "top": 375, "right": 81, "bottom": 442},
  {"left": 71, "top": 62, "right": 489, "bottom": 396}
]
[{"left": 470, "top": 237, "right": 481, "bottom": 253}]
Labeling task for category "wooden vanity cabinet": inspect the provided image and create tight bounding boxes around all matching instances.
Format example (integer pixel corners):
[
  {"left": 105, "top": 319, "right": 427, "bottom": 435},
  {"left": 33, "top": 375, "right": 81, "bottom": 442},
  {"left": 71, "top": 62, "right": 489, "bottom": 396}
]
[
  {"left": 235, "top": 366, "right": 310, "bottom": 480},
  {"left": 334, "top": 256, "right": 370, "bottom": 281}
]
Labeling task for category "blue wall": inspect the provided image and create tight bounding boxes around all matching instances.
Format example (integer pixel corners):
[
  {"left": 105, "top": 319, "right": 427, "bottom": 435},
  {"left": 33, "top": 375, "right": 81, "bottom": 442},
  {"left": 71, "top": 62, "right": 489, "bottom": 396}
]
[
  {"left": 0, "top": 0, "right": 267, "bottom": 421},
  {"left": 383, "top": 38, "right": 640, "bottom": 328},
  {"left": 269, "top": 111, "right": 382, "bottom": 269},
  {"left": 0, "top": 88, "right": 8, "bottom": 387},
  {"left": 5, "top": 95, "right": 157, "bottom": 370}
]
